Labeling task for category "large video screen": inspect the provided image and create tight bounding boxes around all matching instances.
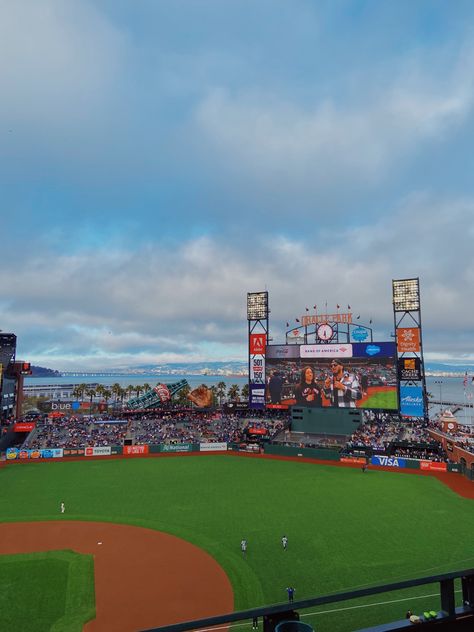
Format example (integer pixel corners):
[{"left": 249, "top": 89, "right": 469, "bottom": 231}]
[{"left": 265, "top": 342, "right": 398, "bottom": 410}]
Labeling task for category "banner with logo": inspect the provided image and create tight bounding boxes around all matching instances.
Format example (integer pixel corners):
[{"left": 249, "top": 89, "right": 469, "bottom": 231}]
[
  {"left": 123, "top": 445, "right": 149, "bottom": 456},
  {"left": 63, "top": 448, "right": 85, "bottom": 457},
  {"left": 249, "top": 384, "right": 265, "bottom": 409},
  {"left": 199, "top": 442, "right": 227, "bottom": 451},
  {"left": 250, "top": 334, "right": 266, "bottom": 355},
  {"left": 371, "top": 455, "right": 406, "bottom": 468},
  {"left": 266, "top": 345, "right": 300, "bottom": 359},
  {"left": 400, "top": 385, "right": 424, "bottom": 417},
  {"left": 340, "top": 456, "right": 367, "bottom": 464},
  {"left": 420, "top": 461, "right": 447, "bottom": 472},
  {"left": 13, "top": 422, "right": 36, "bottom": 432},
  {"left": 6, "top": 447, "right": 63, "bottom": 460},
  {"left": 397, "top": 357, "right": 422, "bottom": 381},
  {"left": 250, "top": 356, "right": 265, "bottom": 382},
  {"left": 85, "top": 446, "right": 112, "bottom": 457},
  {"left": 161, "top": 443, "right": 192, "bottom": 452},
  {"left": 300, "top": 344, "right": 353, "bottom": 358},
  {"left": 396, "top": 327, "right": 421, "bottom": 353}
]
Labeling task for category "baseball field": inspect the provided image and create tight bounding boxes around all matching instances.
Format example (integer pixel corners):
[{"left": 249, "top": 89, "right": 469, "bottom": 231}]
[{"left": 0, "top": 454, "right": 473, "bottom": 632}]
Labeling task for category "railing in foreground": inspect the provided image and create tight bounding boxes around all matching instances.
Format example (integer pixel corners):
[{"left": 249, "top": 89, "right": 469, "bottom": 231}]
[{"left": 140, "top": 568, "right": 474, "bottom": 632}]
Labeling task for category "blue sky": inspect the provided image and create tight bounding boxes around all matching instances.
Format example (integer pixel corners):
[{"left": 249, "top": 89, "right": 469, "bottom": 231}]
[{"left": 2, "top": 0, "right": 474, "bottom": 370}]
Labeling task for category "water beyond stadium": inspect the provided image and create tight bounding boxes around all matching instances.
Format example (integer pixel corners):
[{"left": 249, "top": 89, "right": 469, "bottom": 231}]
[{"left": 24, "top": 375, "right": 474, "bottom": 423}]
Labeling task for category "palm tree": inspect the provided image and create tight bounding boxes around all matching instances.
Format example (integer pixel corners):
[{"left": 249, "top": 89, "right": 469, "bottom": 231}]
[
  {"left": 228, "top": 384, "right": 240, "bottom": 402},
  {"left": 102, "top": 389, "right": 112, "bottom": 410},
  {"left": 134, "top": 384, "right": 143, "bottom": 398},
  {"left": 174, "top": 384, "right": 191, "bottom": 406},
  {"left": 143, "top": 383, "right": 151, "bottom": 392},
  {"left": 241, "top": 383, "right": 249, "bottom": 401},
  {"left": 209, "top": 385, "right": 218, "bottom": 407},
  {"left": 216, "top": 381, "right": 227, "bottom": 405},
  {"left": 111, "top": 383, "right": 122, "bottom": 403},
  {"left": 72, "top": 385, "right": 83, "bottom": 401},
  {"left": 126, "top": 385, "right": 135, "bottom": 401},
  {"left": 85, "top": 387, "right": 96, "bottom": 413}
]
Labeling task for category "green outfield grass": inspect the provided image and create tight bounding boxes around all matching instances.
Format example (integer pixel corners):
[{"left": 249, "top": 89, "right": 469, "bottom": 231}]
[
  {"left": 0, "top": 550, "right": 94, "bottom": 632},
  {"left": 0, "top": 455, "right": 473, "bottom": 631},
  {"left": 362, "top": 391, "right": 397, "bottom": 409}
]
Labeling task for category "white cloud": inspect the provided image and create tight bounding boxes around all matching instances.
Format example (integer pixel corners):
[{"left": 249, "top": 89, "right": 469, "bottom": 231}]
[
  {"left": 192, "top": 46, "right": 474, "bottom": 195},
  {"left": 1, "top": 192, "right": 474, "bottom": 368}
]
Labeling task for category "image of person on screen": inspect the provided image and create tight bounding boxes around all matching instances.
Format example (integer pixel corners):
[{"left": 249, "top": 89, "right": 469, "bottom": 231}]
[
  {"left": 324, "top": 360, "right": 362, "bottom": 408},
  {"left": 294, "top": 366, "right": 322, "bottom": 407},
  {"left": 268, "top": 370, "right": 284, "bottom": 404}
]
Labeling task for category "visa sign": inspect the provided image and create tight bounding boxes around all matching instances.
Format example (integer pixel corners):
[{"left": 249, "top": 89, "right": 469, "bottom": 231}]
[
  {"left": 400, "top": 385, "right": 425, "bottom": 417},
  {"left": 371, "top": 455, "right": 406, "bottom": 468}
]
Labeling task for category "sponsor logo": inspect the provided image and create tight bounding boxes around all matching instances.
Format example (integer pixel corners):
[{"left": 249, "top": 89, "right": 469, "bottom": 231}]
[
  {"left": 396, "top": 327, "right": 421, "bottom": 353},
  {"left": 30, "top": 450, "right": 41, "bottom": 459},
  {"left": 250, "top": 334, "right": 266, "bottom": 355},
  {"left": 340, "top": 456, "right": 367, "bottom": 464},
  {"left": 200, "top": 442, "right": 227, "bottom": 452},
  {"left": 300, "top": 344, "right": 353, "bottom": 358},
  {"left": 71, "top": 401, "right": 80, "bottom": 410},
  {"left": 371, "top": 455, "right": 406, "bottom": 468},
  {"left": 420, "top": 461, "right": 447, "bottom": 472},
  {"left": 154, "top": 384, "right": 171, "bottom": 402},
  {"left": 85, "top": 446, "right": 112, "bottom": 457},
  {"left": 13, "top": 422, "right": 35, "bottom": 432},
  {"left": 366, "top": 345, "right": 381, "bottom": 356},
  {"left": 6, "top": 448, "right": 18, "bottom": 460},
  {"left": 161, "top": 443, "right": 192, "bottom": 452},
  {"left": 400, "top": 386, "right": 424, "bottom": 417},
  {"left": 51, "top": 402, "right": 72, "bottom": 410},
  {"left": 352, "top": 327, "right": 368, "bottom": 342},
  {"left": 123, "top": 445, "right": 149, "bottom": 455}
]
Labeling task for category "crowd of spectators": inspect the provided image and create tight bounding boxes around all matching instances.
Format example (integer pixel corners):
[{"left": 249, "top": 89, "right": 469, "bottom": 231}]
[{"left": 20, "top": 410, "right": 286, "bottom": 450}]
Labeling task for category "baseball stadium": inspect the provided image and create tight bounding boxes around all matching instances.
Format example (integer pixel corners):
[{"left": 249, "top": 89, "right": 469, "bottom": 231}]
[{"left": 0, "top": 282, "right": 474, "bottom": 632}]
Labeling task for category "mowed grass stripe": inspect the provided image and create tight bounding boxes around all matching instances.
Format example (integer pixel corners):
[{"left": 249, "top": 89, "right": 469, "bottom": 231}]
[{"left": 0, "top": 456, "right": 472, "bottom": 632}]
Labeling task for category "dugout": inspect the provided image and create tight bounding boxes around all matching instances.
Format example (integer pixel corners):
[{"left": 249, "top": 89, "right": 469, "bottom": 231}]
[{"left": 290, "top": 406, "right": 362, "bottom": 436}]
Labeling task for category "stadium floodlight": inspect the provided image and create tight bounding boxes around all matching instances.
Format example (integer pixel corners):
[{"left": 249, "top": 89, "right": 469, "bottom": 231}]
[
  {"left": 392, "top": 278, "right": 420, "bottom": 312},
  {"left": 247, "top": 292, "right": 268, "bottom": 321}
]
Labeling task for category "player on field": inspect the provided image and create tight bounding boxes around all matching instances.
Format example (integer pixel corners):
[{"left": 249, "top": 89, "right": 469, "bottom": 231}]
[
  {"left": 241, "top": 538, "right": 247, "bottom": 554},
  {"left": 282, "top": 535, "right": 288, "bottom": 550}
]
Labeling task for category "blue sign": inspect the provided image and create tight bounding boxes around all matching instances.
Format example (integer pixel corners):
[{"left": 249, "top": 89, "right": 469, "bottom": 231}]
[
  {"left": 71, "top": 401, "right": 80, "bottom": 410},
  {"left": 400, "top": 385, "right": 425, "bottom": 417},
  {"left": 249, "top": 384, "right": 265, "bottom": 410},
  {"left": 353, "top": 342, "right": 396, "bottom": 357},
  {"left": 351, "top": 327, "right": 368, "bottom": 342},
  {"left": 371, "top": 455, "right": 406, "bottom": 468}
]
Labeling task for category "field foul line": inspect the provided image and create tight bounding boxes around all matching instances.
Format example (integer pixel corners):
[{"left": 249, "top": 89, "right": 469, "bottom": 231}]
[{"left": 195, "top": 590, "right": 462, "bottom": 632}]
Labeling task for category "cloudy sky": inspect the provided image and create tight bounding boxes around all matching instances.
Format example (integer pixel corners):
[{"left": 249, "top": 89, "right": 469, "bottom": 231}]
[{"left": 2, "top": 0, "right": 474, "bottom": 370}]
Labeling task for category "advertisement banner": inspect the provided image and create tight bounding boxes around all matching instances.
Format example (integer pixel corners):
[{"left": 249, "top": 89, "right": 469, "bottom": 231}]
[
  {"left": 266, "top": 345, "right": 300, "bottom": 359},
  {"left": 397, "top": 357, "right": 422, "bottom": 381},
  {"left": 13, "top": 422, "right": 36, "bottom": 432},
  {"left": 420, "top": 461, "right": 447, "bottom": 472},
  {"left": 63, "top": 448, "right": 85, "bottom": 457},
  {"left": 250, "top": 334, "right": 266, "bottom": 355},
  {"left": 123, "top": 445, "right": 149, "bottom": 456},
  {"left": 153, "top": 384, "right": 171, "bottom": 402},
  {"left": 199, "top": 442, "right": 227, "bottom": 451},
  {"left": 161, "top": 443, "right": 192, "bottom": 452},
  {"left": 300, "top": 344, "right": 353, "bottom": 358},
  {"left": 352, "top": 342, "right": 397, "bottom": 357},
  {"left": 247, "top": 427, "right": 268, "bottom": 435},
  {"left": 340, "top": 456, "right": 367, "bottom": 464},
  {"left": 41, "top": 448, "right": 63, "bottom": 459},
  {"left": 5, "top": 448, "right": 63, "bottom": 460},
  {"left": 249, "top": 384, "right": 265, "bottom": 409},
  {"left": 6, "top": 448, "right": 18, "bottom": 460},
  {"left": 371, "top": 455, "right": 406, "bottom": 468},
  {"left": 85, "top": 446, "right": 112, "bottom": 457},
  {"left": 250, "top": 356, "right": 265, "bottom": 382},
  {"left": 400, "top": 385, "right": 425, "bottom": 417},
  {"left": 396, "top": 327, "right": 421, "bottom": 353}
]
